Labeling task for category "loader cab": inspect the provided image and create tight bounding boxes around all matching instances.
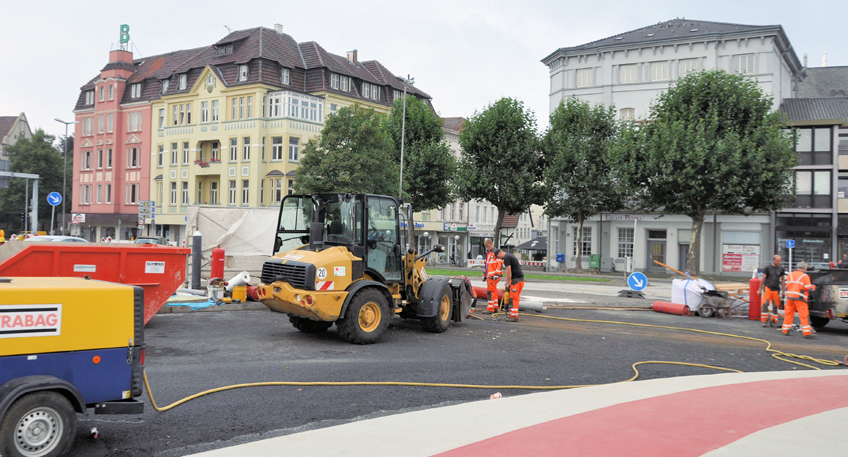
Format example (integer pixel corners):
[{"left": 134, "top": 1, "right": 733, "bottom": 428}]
[{"left": 274, "top": 193, "right": 403, "bottom": 283}]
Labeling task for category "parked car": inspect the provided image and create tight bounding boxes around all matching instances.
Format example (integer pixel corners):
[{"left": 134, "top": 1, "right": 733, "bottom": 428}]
[
  {"left": 132, "top": 236, "right": 170, "bottom": 245},
  {"left": 23, "top": 235, "right": 89, "bottom": 243}
]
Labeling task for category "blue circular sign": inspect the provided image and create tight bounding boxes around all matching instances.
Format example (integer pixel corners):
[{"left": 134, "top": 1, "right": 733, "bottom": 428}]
[
  {"left": 627, "top": 272, "right": 648, "bottom": 291},
  {"left": 47, "top": 192, "right": 62, "bottom": 206}
]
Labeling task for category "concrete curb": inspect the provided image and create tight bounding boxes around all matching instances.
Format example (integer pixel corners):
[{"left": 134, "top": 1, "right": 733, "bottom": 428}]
[{"left": 158, "top": 302, "right": 267, "bottom": 314}]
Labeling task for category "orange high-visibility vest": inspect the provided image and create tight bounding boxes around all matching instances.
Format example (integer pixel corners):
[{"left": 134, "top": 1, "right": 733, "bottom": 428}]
[
  {"left": 785, "top": 270, "right": 814, "bottom": 301},
  {"left": 486, "top": 252, "right": 503, "bottom": 278}
]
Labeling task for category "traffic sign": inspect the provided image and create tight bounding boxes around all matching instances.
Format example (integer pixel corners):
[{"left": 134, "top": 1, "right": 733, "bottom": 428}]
[
  {"left": 627, "top": 272, "right": 648, "bottom": 291},
  {"left": 138, "top": 217, "right": 145, "bottom": 226},
  {"left": 47, "top": 192, "right": 62, "bottom": 206},
  {"left": 786, "top": 240, "right": 795, "bottom": 249}
]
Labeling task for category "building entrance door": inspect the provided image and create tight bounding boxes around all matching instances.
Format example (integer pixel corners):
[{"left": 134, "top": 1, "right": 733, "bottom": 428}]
[
  {"left": 647, "top": 230, "right": 667, "bottom": 273},
  {"left": 679, "top": 243, "right": 690, "bottom": 272}
]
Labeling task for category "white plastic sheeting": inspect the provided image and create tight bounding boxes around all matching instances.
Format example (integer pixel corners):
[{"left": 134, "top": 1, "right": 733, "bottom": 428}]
[
  {"left": 185, "top": 206, "right": 279, "bottom": 277},
  {"left": 671, "top": 278, "right": 715, "bottom": 313}
]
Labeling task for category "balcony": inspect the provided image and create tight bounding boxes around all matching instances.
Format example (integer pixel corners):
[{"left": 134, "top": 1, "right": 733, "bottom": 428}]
[{"left": 194, "top": 160, "right": 210, "bottom": 168}]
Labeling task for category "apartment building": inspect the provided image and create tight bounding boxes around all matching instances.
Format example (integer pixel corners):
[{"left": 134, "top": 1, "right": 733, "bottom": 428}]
[{"left": 0, "top": 113, "right": 32, "bottom": 188}]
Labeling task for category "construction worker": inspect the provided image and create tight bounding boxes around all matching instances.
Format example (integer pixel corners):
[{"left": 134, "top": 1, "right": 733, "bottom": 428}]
[
  {"left": 759, "top": 255, "right": 785, "bottom": 327},
  {"left": 496, "top": 248, "right": 525, "bottom": 321},
  {"left": 484, "top": 239, "right": 502, "bottom": 313},
  {"left": 783, "top": 261, "right": 816, "bottom": 338}
]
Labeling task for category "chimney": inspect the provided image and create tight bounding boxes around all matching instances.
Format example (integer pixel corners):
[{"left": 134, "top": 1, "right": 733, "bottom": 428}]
[
  {"left": 803, "top": 53, "right": 807, "bottom": 68},
  {"left": 109, "top": 49, "right": 134, "bottom": 64},
  {"left": 274, "top": 23, "right": 283, "bottom": 34},
  {"left": 823, "top": 52, "right": 827, "bottom": 68},
  {"left": 347, "top": 49, "right": 358, "bottom": 64}
]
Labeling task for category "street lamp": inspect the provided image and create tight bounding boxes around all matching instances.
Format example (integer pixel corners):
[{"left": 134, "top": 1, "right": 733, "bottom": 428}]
[
  {"left": 397, "top": 75, "right": 415, "bottom": 200},
  {"left": 54, "top": 118, "right": 78, "bottom": 235}
]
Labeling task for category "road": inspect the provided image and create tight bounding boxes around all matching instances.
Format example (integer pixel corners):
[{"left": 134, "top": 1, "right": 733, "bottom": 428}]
[{"left": 65, "top": 293, "right": 848, "bottom": 457}]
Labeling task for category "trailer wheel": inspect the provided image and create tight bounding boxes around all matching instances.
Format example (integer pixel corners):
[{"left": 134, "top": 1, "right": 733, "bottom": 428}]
[
  {"left": 810, "top": 315, "right": 830, "bottom": 329},
  {"left": 0, "top": 391, "right": 76, "bottom": 457},
  {"left": 288, "top": 315, "right": 333, "bottom": 333},
  {"left": 422, "top": 286, "right": 452, "bottom": 333},
  {"left": 337, "top": 289, "right": 389, "bottom": 344}
]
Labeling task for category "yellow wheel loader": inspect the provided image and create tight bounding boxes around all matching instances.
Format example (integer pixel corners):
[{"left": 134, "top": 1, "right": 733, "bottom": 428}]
[{"left": 257, "top": 193, "right": 473, "bottom": 344}]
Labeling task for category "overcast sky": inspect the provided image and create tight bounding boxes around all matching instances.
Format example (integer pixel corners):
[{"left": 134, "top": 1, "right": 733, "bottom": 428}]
[{"left": 1, "top": 0, "right": 845, "bottom": 141}]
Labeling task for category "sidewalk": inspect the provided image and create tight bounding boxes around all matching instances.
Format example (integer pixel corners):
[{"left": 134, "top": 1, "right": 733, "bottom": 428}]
[{"left": 186, "top": 370, "right": 848, "bottom": 457}]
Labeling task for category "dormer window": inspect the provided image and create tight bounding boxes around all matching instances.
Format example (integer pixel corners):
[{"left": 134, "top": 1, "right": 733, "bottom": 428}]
[
  {"left": 393, "top": 90, "right": 402, "bottom": 101},
  {"left": 85, "top": 91, "right": 95, "bottom": 105},
  {"left": 281, "top": 68, "right": 290, "bottom": 85},
  {"left": 216, "top": 44, "right": 233, "bottom": 56},
  {"left": 161, "top": 79, "right": 170, "bottom": 94},
  {"left": 238, "top": 65, "right": 249, "bottom": 82},
  {"left": 341, "top": 76, "right": 349, "bottom": 92},
  {"left": 130, "top": 83, "right": 142, "bottom": 98},
  {"left": 331, "top": 73, "right": 340, "bottom": 90},
  {"left": 179, "top": 74, "right": 187, "bottom": 90},
  {"left": 363, "top": 83, "right": 370, "bottom": 98}
]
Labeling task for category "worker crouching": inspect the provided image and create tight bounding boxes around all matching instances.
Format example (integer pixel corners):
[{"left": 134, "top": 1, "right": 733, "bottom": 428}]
[
  {"left": 783, "top": 262, "right": 816, "bottom": 338},
  {"left": 495, "top": 249, "right": 525, "bottom": 322}
]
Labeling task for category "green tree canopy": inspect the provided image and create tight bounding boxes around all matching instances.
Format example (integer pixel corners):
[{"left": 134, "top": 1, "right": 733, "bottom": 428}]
[
  {"left": 612, "top": 69, "right": 798, "bottom": 274},
  {"left": 456, "top": 97, "right": 545, "bottom": 243},
  {"left": 385, "top": 95, "right": 456, "bottom": 211},
  {"left": 542, "top": 97, "right": 625, "bottom": 270},
  {"left": 294, "top": 105, "right": 398, "bottom": 196},
  {"left": 0, "top": 129, "right": 65, "bottom": 229}
]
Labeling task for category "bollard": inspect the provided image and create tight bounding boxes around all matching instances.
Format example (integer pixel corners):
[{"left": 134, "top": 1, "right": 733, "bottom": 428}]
[
  {"left": 191, "top": 231, "right": 202, "bottom": 290},
  {"left": 748, "top": 277, "right": 761, "bottom": 320}
]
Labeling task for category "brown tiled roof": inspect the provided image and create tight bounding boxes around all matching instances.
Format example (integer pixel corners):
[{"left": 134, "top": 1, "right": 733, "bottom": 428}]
[
  {"left": 441, "top": 117, "right": 465, "bottom": 131},
  {"left": 0, "top": 116, "right": 18, "bottom": 139},
  {"left": 501, "top": 215, "right": 520, "bottom": 229}
]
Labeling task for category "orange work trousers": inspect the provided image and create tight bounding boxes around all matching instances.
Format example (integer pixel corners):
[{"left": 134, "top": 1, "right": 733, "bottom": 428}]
[
  {"left": 761, "top": 287, "right": 780, "bottom": 324},
  {"left": 782, "top": 299, "right": 812, "bottom": 336},
  {"left": 506, "top": 280, "right": 525, "bottom": 318},
  {"left": 486, "top": 279, "right": 500, "bottom": 312}
]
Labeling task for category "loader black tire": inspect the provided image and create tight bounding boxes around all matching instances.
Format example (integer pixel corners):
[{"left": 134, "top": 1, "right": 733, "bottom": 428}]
[
  {"left": 422, "top": 286, "right": 452, "bottom": 333},
  {"left": 288, "top": 315, "right": 333, "bottom": 333},
  {"left": 337, "top": 289, "right": 389, "bottom": 344},
  {"left": 810, "top": 315, "right": 830, "bottom": 329},
  {"left": 0, "top": 391, "right": 76, "bottom": 457}
]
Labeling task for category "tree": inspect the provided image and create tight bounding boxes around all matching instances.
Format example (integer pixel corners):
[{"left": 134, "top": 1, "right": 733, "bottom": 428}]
[
  {"left": 294, "top": 105, "right": 398, "bottom": 195},
  {"left": 385, "top": 96, "right": 456, "bottom": 212},
  {"left": 456, "top": 98, "right": 545, "bottom": 244},
  {"left": 612, "top": 70, "right": 798, "bottom": 275},
  {"left": 0, "top": 129, "right": 65, "bottom": 229},
  {"left": 542, "top": 97, "right": 625, "bottom": 270}
]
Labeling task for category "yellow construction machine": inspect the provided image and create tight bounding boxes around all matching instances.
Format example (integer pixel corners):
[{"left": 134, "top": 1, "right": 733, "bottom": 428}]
[{"left": 257, "top": 193, "right": 473, "bottom": 344}]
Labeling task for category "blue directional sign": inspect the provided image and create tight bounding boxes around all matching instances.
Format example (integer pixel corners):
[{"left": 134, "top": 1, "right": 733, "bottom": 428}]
[
  {"left": 47, "top": 192, "right": 62, "bottom": 206},
  {"left": 786, "top": 240, "right": 795, "bottom": 249},
  {"left": 627, "top": 272, "right": 648, "bottom": 291}
]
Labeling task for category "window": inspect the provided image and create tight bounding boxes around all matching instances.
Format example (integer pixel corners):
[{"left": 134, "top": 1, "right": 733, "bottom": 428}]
[
  {"left": 211, "top": 141, "right": 219, "bottom": 161},
  {"left": 679, "top": 58, "right": 697, "bottom": 77},
  {"left": 239, "top": 97, "right": 245, "bottom": 119},
  {"left": 482, "top": 207, "right": 487, "bottom": 223},
  {"left": 794, "top": 170, "right": 832, "bottom": 208},
  {"left": 261, "top": 137, "right": 266, "bottom": 161},
  {"left": 618, "top": 228, "right": 634, "bottom": 258},
  {"left": 229, "top": 180, "right": 236, "bottom": 204},
  {"left": 650, "top": 61, "right": 669, "bottom": 81},
  {"left": 242, "top": 137, "right": 250, "bottom": 161},
  {"left": 85, "top": 91, "right": 94, "bottom": 104},
  {"left": 573, "top": 227, "right": 592, "bottom": 256},
  {"left": 197, "top": 181, "right": 203, "bottom": 204},
  {"left": 128, "top": 112, "right": 142, "bottom": 132},
  {"left": 210, "top": 181, "right": 218, "bottom": 204},
  {"left": 125, "top": 183, "right": 138, "bottom": 204},
  {"left": 82, "top": 150, "right": 91, "bottom": 170},
  {"left": 182, "top": 142, "right": 189, "bottom": 164},
  {"left": 231, "top": 98, "right": 237, "bottom": 120},
  {"left": 331, "top": 73, "right": 340, "bottom": 89},
  {"left": 106, "top": 148, "right": 112, "bottom": 169},
  {"left": 201, "top": 101, "right": 209, "bottom": 122},
  {"left": 475, "top": 206, "right": 480, "bottom": 223},
  {"left": 341, "top": 76, "right": 349, "bottom": 92},
  {"left": 793, "top": 127, "right": 832, "bottom": 165},
  {"left": 179, "top": 104, "right": 185, "bottom": 125},
  {"left": 288, "top": 179, "right": 294, "bottom": 196},
  {"left": 179, "top": 74, "right": 187, "bottom": 90},
  {"left": 229, "top": 138, "right": 238, "bottom": 161},
  {"left": 182, "top": 182, "right": 189, "bottom": 204},
  {"left": 247, "top": 96, "right": 253, "bottom": 118},
  {"left": 81, "top": 185, "right": 90, "bottom": 204},
  {"left": 161, "top": 79, "right": 169, "bottom": 94},
  {"left": 271, "top": 179, "right": 282, "bottom": 203},
  {"left": 238, "top": 65, "right": 248, "bottom": 82},
  {"left": 260, "top": 180, "right": 265, "bottom": 205},
  {"left": 173, "top": 105, "right": 178, "bottom": 126},
  {"left": 576, "top": 68, "right": 593, "bottom": 87},
  {"left": 83, "top": 118, "right": 92, "bottom": 136},
  {"left": 170, "top": 182, "right": 177, "bottom": 204},
  {"left": 107, "top": 114, "right": 113, "bottom": 133},
  {"left": 212, "top": 100, "right": 219, "bottom": 121},
  {"left": 127, "top": 147, "right": 139, "bottom": 168},
  {"left": 98, "top": 115, "right": 104, "bottom": 134},
  {"left": 158, "top": 145, "right": 164, "bottom": 167},
  {"left": 272, "top": 137, "right": 283, "bottom": 160},
  {"left": 106, "top": 184, "right": 111, "bottom": 203},
  {"left": 97, "top": 149, "right": 103, "bottom": 169},
  {"left": 281, "top": 68, "right": 290, "bottom": 85},
  {"left": 171, "top": 143, "right": 178, "bottom": 165},
  {"left": 394, "top": 90, "right": 402, "bottom": 101},
  {"left": 242, "top": 180, "right": 249, "bottom": 204},
  {"left": 619, "top": 64, "right": 637, "bottom": 84},
  {"left": 289, "top": 137, "right": 299, "bottom": 162},
  {"left": 216, "top": 44, "right": 233, "bottom": 56},
  {"left": 732, "top": 54, "right": 755, "bottom": 74},
  {"left": 131, "top": 83, "right": 142, "bottom": 98},
  {"left": 99, "top": 87, "right": 104, "bottom": 101},
  {"left": 372, "top": 86, "right": 380, "bottom": 100},
  {"left": 363, "top": 83, "right": 370, "bottom": 98},
  {"left": 108, "top": 85, "right": 114, "bottom": 100},
  {"left": 158, "top": 109, "right": 165, "bottom": 129},
  {"left": 186, "top": 103, "right": 192, "bottom": 124},
  {"left": 620, "top": 108, "right": 635, "bottom": 120}
]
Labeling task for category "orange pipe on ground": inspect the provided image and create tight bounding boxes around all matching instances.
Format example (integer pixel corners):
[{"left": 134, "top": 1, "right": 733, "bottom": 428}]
[{"left": 652, "top": 301, "right": 690, "bottom": 316}]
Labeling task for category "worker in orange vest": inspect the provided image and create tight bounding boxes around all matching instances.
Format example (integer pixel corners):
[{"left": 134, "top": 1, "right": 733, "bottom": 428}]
[
  {"left": 496, "top": 248, "right": 525, "bottom": 321},
  {"left": 783, "top": 261, "right": 816, "bottom": 338},
  {"left": 483, "top": 239, "right": 503, "bottom": 313}
]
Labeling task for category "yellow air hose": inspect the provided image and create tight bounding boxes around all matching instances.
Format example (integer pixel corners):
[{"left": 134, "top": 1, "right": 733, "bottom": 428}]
[{"left": 143, "top": 311, "right": 842, "bottom": 412}]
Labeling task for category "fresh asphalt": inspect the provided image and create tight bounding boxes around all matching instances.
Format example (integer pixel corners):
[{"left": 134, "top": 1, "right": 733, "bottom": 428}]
[{"left": 65, "top": 293, "right": 848, "bottom": 456}]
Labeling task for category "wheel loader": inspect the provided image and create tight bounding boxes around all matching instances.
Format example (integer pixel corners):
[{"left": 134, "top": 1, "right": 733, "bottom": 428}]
[{"left": 257, "top": 193, "right": 473, "bottom": 344}]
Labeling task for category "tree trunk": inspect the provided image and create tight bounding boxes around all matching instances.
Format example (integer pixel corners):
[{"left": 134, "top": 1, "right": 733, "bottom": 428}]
[
  {"left": 494, "top": 208, "right": 506, "bottom": 249},
  {"left": 688, "top": 214, "right": 705, "bottom": 276},
  {"left": 575, "top": 210, "right": 584, "bottom": 271}
]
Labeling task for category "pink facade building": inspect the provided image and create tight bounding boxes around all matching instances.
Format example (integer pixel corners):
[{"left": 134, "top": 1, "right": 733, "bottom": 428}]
[{"left": 72, "top": 50, "right": 153, "bottom": 240}]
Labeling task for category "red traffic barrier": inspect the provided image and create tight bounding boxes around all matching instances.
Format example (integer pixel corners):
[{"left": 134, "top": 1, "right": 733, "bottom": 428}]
[
  {"left": 652, "top": 301, "right": 690, "bottom": 316},
  {"left": 748, "top": 278, "right": 761, "bottom": 321}
]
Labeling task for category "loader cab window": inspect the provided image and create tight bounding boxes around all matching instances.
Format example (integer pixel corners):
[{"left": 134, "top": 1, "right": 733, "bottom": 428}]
[
  {"left": 275, "top": 196, "right": 314, "bottom": 253},
  {"left": 367, "top": 196, "right": 402, "bottom": 282},
  {"left": 323, "top": 196, "right": 363, "bottom": 246}
]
